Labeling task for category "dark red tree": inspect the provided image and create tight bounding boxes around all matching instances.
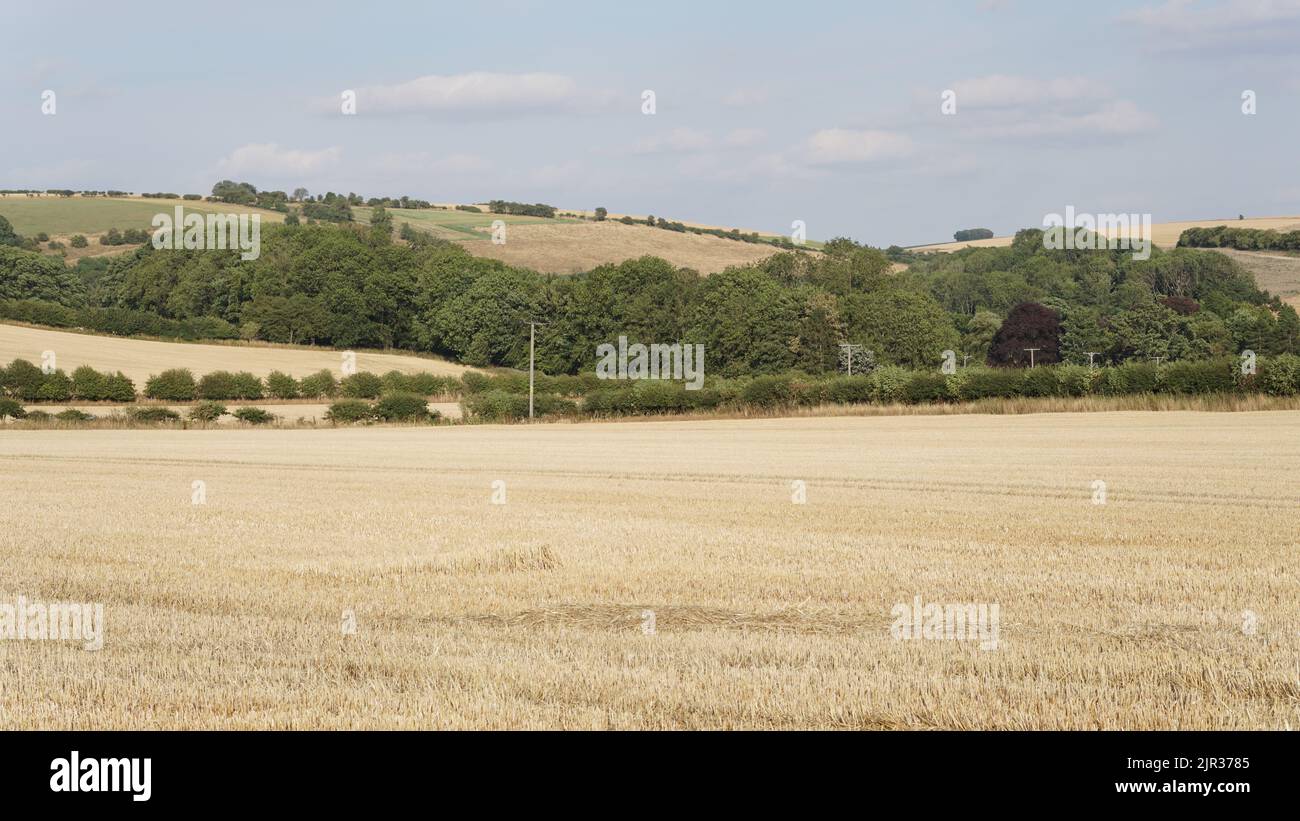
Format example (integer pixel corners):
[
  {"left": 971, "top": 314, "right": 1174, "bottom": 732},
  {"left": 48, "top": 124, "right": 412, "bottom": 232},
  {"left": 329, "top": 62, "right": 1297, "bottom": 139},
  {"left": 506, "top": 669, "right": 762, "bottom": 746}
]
[{"left": 988, "top": 302, "right": 1062, "bottom": 366}]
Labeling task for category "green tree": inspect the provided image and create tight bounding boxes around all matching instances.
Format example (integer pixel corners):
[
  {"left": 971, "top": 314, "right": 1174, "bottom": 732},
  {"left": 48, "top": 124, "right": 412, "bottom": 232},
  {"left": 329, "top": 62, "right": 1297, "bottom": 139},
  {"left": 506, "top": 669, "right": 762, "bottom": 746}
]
[{"left": 842, "top": 288, "right": 959, "bottom": 368}]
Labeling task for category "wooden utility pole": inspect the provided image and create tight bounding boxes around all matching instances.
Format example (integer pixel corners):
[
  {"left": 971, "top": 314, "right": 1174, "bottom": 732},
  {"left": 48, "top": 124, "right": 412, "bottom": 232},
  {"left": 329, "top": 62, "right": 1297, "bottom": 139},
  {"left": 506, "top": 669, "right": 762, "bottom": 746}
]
[{"left": 1024, "top": 348, "right": 1041, "bottom": 368}]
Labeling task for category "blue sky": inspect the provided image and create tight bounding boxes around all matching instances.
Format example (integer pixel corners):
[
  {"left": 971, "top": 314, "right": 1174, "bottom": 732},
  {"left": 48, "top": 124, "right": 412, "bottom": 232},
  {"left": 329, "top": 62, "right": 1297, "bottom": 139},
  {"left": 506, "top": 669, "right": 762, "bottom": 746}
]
[{"left": 3, "top": 0, "right": 1298, "bottom": 246}]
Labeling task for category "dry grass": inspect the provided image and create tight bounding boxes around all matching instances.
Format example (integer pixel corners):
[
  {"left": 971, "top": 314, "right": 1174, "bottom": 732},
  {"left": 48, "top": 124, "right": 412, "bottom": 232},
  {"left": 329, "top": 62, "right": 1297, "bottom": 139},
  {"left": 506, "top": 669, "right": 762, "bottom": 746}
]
[
  {"left": 1209, "top": 248, "right": 1300, "bottom": 310},
  {"left": 1, "top": 412, "right": 1296, "bottom": 729},
  {"left": 913, "top": 215, "right": 1300, "bottom": 253},
  {"left": 459, "top": 220, "right": 786, "bottom": 274},
  {"left": 0, "top": 322, "right": 471, "bottom": 385}
]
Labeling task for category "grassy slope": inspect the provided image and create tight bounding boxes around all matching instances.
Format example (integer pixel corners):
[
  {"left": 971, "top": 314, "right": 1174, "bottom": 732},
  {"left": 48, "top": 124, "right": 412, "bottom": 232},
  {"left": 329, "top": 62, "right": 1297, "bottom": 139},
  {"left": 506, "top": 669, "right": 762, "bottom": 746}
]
[
  {"left": 0, "top": 322, "right": 471, "bottom": 386},
  {"left": 0, "top": 195, "right": 287, "bottom": 236}
]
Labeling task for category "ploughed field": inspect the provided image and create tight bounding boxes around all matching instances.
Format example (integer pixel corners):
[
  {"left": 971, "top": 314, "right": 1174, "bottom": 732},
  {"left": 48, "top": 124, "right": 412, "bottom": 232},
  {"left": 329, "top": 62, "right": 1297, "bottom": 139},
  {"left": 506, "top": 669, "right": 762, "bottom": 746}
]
[{"left": 1, "top": 412, "right": 1296, "bottom": 728}]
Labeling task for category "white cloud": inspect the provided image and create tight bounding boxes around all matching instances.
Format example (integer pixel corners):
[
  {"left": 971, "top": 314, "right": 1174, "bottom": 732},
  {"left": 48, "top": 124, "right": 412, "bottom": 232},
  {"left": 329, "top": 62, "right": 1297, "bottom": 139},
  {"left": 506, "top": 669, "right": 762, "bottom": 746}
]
[
  {"left": 1120, "top": 0, "right": 1300, "bottom": 51},
  {"left": 724, "top": 128, "right": 766, "bottom": 148},
  {"left": 948, "top": 74, "right": 1107, "bottom": 109},
  {"left": 324, "top": 72, "right": 612, "bottom": 117},
  {"left": 963, "top": 100, "right": 1158, "bottom": 138},
  {"left": 1123, "top": 0, "right": 1300, "bottom": 32},
  {"left": 216, "top": 143, "right": 341, "bottom": 176},
  {"left": 802, "top": 129, "right": 914, "bottom": 165}
]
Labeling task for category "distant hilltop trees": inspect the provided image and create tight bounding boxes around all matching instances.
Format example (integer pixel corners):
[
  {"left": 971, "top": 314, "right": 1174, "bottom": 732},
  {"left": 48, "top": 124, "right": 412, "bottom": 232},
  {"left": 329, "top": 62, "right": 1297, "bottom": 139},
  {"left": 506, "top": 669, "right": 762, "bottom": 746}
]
[{"left": 953, "top": 228, "right": 995, "bottom": 242}]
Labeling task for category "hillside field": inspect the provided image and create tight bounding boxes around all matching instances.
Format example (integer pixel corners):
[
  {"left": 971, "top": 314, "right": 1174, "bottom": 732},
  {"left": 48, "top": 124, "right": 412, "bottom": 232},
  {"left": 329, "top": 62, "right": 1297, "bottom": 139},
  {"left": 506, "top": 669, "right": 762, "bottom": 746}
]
[
  {"left": 913, "top": 216, "right": 1300, "bottom": 253},
  {"left": 0, "top": 194, "right": 287, "bottom": 236},
  {"left": 0, "top": 412, "right": 1295, "bottom": 729},
  {"left": 3, "top": 195, "right": 791, "bottom": 274},
  {"left": 0, "top": 322, "right": 470, "bottom": 386}
]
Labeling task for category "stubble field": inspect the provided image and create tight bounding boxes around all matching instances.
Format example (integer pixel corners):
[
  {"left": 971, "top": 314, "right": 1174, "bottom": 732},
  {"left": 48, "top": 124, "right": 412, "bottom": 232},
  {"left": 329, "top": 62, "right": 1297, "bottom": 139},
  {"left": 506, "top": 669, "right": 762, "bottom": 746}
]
[
  {"left": 1, "top": 412, "right": 1296, "bottom": 729},
  {"left": 0, "top": 323, "right": 470, "bottom": 386}
]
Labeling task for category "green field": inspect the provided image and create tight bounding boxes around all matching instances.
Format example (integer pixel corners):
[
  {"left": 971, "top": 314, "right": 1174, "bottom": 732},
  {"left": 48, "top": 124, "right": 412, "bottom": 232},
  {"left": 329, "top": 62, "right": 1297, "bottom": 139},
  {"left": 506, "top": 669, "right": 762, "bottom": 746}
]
[
  {"left": 0, "top": 196, "right": 287, "bottom": 236},
  {"left": 354, "top": 206, "right": 575, "bottom": 242}
]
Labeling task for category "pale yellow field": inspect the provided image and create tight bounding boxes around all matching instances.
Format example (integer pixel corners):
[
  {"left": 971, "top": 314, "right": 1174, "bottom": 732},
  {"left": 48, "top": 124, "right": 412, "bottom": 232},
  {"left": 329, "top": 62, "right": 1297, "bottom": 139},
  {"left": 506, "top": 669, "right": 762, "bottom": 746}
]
[
  {"left": 16, "top": 402, "right": 463, "bottom": 423},
  {"left": 913, "top": 216, "right": 1300, "bottom": 253},
  {"left": 1, "top": 412, "right": 1296, "bottom": 729},
  {"left": 0, "top": 323, "right": 471, "bottom": 385},
  {"left": 461, "top": 220, "right": 785, "bottom": 274}
]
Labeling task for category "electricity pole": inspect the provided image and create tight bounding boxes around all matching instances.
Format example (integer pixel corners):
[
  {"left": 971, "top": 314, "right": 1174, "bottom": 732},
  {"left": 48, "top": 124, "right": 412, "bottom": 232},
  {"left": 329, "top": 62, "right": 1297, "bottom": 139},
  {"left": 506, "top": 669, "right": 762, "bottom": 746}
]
[
  {"left": 527, "top": 321, "right": 545, "bottom": 420},
  {"left": 1085, "top": 352, "right": 1099, "bottom": 368},
  {"left": 1150, "top": 355, "right": 1165, "bottom": 366},
  {"left": 1024, "top": 348, "right": 1041, "bottom": 368},
  {"left": 839, "top": 343, "right": 865, "bottom": 376}
]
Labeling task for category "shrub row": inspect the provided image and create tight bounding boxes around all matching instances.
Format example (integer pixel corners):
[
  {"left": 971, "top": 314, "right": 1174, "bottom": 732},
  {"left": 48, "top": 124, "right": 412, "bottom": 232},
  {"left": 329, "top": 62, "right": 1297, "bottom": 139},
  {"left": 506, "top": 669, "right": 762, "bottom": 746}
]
[
  {"left": 2, "top": 360, "right": 135, "bottom": 401},
  {"left": 325, "top": 393, "right": 441, "bottom": 424},
  {"left": 0, "top": 299, "right": 240, "bottom": 341},
  {"left": 573, "top": 356, "right": 1300, "bottom": 415},
  {"left": 142, "top": 368, "right": 459, "bottom": 401}
]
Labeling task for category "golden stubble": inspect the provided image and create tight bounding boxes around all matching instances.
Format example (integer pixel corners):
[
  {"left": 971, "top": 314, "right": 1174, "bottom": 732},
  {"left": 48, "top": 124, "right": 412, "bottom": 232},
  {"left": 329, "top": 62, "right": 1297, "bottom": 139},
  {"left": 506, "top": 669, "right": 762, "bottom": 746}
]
[{"left": 1, "top": 412, "right": 1296, "bottom": 729}]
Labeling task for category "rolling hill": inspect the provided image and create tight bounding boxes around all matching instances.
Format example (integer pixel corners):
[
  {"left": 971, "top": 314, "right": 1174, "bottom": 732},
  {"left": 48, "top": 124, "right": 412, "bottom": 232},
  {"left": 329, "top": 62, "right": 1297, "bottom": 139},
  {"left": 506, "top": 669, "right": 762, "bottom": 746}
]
[
  {"left": 1, "top": 194, "right": 797, "bottom": 274},
  {"left": 912, "top": 216, "right": 1300, "bottom": 252},
  {"left": 0, "top": 322, "right": 471, "bottom": 386}
]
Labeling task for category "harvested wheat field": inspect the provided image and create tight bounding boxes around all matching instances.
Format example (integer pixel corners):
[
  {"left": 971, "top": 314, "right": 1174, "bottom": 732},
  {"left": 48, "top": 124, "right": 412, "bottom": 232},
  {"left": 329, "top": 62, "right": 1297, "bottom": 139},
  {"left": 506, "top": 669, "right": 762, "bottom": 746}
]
[
  {"left": 0, "top": 323, "right": 470, "bottom": 385},
  {"left": 1, "top": 412, "right": 1297, "bottom": 729},
  {"left": 913, "top": 216, "right": 1300, "bottom": 253},
  {"left": 460, "top": 220, "right": 786, "bottom": 274}
]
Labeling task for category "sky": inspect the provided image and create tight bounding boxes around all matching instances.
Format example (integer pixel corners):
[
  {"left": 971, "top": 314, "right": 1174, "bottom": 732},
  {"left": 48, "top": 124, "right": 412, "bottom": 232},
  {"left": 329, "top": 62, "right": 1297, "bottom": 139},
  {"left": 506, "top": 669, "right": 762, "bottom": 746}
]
[{"left": 2, "top": 0, "right": 1298, "bottom": 246}]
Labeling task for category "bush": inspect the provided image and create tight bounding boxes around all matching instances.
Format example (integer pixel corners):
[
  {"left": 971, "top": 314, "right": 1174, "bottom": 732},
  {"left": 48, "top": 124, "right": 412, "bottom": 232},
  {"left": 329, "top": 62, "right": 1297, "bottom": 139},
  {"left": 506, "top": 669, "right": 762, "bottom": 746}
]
[
  {"left": 340, "top": 371, "right": 383, "bottom": 398},
  {"left": 871, "top": 366, "right": 912, "bottom": 403},
  {"left": 1100, "top": 362, "right": 1159, "bottom": 395},
  {"left": 233, "top": 406, "right": 275, "bottom": 425},
  {"left": 1056, "top": 365, "right": 1094, "bottom": 397},
  {"left": 129, "top": 406, "right": 181, "bottom": 423},
  {"left": 71, "top": 365, "right": 106, "bottom": 400},
  {"left": 373, "top": 392, "right": 433, "bottom": 421},
  {"left": 197, "top": 370, "right": 239, "bottom": 400},
  {"left": 903, "top": 372, "right": 949, "bottom": 404},
  {"left": 265, "top": 371, "right": 299, "bottom": 399},
  {"left": 1020, "top": 367, "right": 1060, "bottom": 398},
  {"left": 1161, "top": 359, "right": 1236, "bottom": 395},
  {"left": 55, "top": 409, "right": 94, "bottom": 422},
  {"left": 231, "top": 371, "right": 264, "bottom": 400},
  {"left": 325, "top": 399, "right": 375, "bottom": 424},
  {"left": 24, "top": 410, "right": 52, "bottom": 421},
  {"left": 35, "top": 369, "right": 73, "bottom": 401},
  {"left": 463, "top": 390, "right": 529, "bottom": 421},
  {"left": 741, "top": 375, "right": 794, "bottom": 408},
  {"left": 189, "top": 401, "right": 228, "bottom": 421},
  {"left": 460, "top": 372, "right": 492, "bottom": 394},
  {"left": 102, "top": 372, "right": 137, "bottom": 402},
  {"left": 824, "top": 375, "right": 874, "bottom": 405},
  {"left": 69, "top": 235, "right": 88, "bottom": 248},
  {"left": 145, "top": 369, "right": 197, "bottom": 401},
  {"left": 0, "top": 398, "right": 26, "bottom": 419},
  {"left": 298, "top": 369, "right": 337, "bottom": 398},
  {"left": 956, "top": 369, "right": 1022, "bottom": 401},
  {"left": 404, "top": 372, "right": 450, "bottom": 396},
  {"left": 2, "top": 358, "right": 45, "bottom": 400},
  {"left": 1260, "top": 354, "right": 1300, "bottom": 396}
]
